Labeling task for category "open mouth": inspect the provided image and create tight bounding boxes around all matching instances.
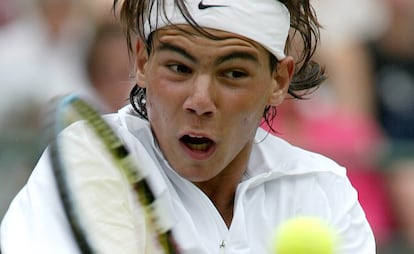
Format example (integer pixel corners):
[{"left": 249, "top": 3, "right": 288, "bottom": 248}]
[{"left": 180, "top": 134, "right": 214, "bottom": 152}]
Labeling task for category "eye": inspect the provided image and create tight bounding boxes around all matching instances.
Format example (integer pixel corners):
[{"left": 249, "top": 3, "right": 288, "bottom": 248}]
[
  {"left": 223, "top": 70, "right": 248, "bottom": 79},
  {"left": 168, "top": 64, "right": 192, "bottom": 74}
]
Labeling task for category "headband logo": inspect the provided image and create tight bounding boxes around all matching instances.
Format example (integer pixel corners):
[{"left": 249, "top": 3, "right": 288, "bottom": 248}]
[{"left": 198, "top": 1, "right": 228, "bottom": 10}]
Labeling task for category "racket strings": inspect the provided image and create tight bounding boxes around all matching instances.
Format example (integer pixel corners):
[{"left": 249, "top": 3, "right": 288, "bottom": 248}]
[{"left": 64, "top": 96, "right": 180, "bottom": 254}]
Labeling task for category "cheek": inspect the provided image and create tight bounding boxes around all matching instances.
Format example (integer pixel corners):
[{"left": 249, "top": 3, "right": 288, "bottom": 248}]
[
  {"left": 227, "top": 95, "right": 268, "bottom": 135},
  {"left": 239, "top": 109, "right": 265, "bottom": 135},
  {"left": 145, "top": 78, "right": 182, "bottom": 128},
  {"left": 240, "top": 89, "right": 271, "bottom": 122},
  {"left": 146, "top": 88, "right": 169, "bottom": 122},
  {"left": 145, "top": 74, "right": 165, "bottom": 116},
  {"left": 242, "top": 114, "right": 260, "bottom": 126}
]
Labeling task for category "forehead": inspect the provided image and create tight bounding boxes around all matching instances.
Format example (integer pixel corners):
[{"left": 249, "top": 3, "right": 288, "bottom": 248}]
[{"left": 150, "top": 25, "right": 269, "bottom": 56}]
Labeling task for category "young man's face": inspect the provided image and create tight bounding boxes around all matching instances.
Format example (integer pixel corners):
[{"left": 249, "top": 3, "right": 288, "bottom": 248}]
[{"left": 136, "top": 26, "right": 292, "bottom": 183}]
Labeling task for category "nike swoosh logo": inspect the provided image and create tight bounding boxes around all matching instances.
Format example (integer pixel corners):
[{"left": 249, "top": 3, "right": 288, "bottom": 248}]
[{"left": 198, "top": 1, "right": 228, "bottom": 10}]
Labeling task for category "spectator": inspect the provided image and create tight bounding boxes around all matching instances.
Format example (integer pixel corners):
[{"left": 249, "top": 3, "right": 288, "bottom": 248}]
[
  {"left": 0, "top": 0, "right": 95, "bottom": 221},
  {"left": 85, "top": 19, "right": 134, "bottom": 113},
  {"left": 298, "top": 0, "right": 414, "bottom": 252},
  {"left": 262, "top": 0, "right": 396, "bottom": 245}
]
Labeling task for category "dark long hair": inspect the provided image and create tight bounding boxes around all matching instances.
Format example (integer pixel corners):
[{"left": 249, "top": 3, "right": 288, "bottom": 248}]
[{"left": 113, "top": 0, "right": 326, "bottom": 129}]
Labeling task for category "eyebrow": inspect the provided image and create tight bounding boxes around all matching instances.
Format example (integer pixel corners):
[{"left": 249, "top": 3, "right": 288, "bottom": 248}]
[
  {"left": 215, "top": 51, "right": 259, "bottom": 65},
  {"left": 156, "top": 42, "right": 259, "bottom": 65},
  {"left": 156, "top": 42, "right": 196, "bottom": 63}
]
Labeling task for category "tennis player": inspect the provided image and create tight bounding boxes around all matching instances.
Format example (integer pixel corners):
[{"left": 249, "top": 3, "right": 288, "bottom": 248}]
[{"left": 1, "top": 0, "right": 375, "bottom": 253}]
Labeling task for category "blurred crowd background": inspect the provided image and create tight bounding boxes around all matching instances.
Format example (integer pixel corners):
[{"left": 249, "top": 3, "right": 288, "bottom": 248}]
[{"left": 0, "top": 0, "right": 413, "bottom": 252}]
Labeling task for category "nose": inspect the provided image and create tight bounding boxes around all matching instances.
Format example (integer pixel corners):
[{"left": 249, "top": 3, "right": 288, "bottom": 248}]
[{"left": 183, "top": 75, "right": 216, "bottom": 116}]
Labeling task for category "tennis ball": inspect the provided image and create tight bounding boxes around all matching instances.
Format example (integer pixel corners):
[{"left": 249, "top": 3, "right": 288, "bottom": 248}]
[{"left": 271, "top": 216, "right": 338, "bottom": 254}]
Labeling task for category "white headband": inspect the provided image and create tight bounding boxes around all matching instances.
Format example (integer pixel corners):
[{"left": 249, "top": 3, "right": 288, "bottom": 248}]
[{"left": 144, "top": 0, "right": 290, "bottom": 60}]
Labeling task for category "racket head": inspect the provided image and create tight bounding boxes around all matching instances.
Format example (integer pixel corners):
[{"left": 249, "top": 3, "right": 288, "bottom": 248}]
[{"left": 47, "top": 94, "right": 175, "bottom": 254}]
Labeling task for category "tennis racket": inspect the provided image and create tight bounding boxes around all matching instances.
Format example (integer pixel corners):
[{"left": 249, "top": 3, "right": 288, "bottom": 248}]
[{"left": 48, "top": 94, "right": 179, "bottom": 254}]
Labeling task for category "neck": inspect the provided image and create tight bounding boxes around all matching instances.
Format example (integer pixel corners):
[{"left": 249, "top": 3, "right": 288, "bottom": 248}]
[
  {"left": 196, "top": 176, "right": 239, "bottom": 228},
  {"left": 194, "top": 142, "right": 253, "bottom": 228}
]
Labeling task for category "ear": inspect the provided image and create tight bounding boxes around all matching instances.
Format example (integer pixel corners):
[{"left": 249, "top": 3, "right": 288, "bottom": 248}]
[
  {"left": 267, "top": 56, "right": 295, "bottom": 106},
  {"left": 135, "top": 39, "right": 149, "bottom": 88}
]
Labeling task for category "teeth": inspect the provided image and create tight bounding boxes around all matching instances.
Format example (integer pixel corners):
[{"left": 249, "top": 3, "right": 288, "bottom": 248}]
[
  {"left": 187, "top": 143, "right": 210, "bottom": 151},
  {"left": 181, "top": 134, "right": 212, "bottom": 152},
  {"left": 188, "top": 134, "right": 204, "bottom": 138}
]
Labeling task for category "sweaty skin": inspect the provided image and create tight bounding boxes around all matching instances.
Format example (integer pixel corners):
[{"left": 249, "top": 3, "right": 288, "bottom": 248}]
[{"left": 135, "top": 26, "right": 294, "bottom": 226}]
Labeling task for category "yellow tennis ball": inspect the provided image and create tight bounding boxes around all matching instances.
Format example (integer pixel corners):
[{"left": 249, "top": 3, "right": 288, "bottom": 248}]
[{"left": 272, "top": 216, "right": 338, "bottom": 254}]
